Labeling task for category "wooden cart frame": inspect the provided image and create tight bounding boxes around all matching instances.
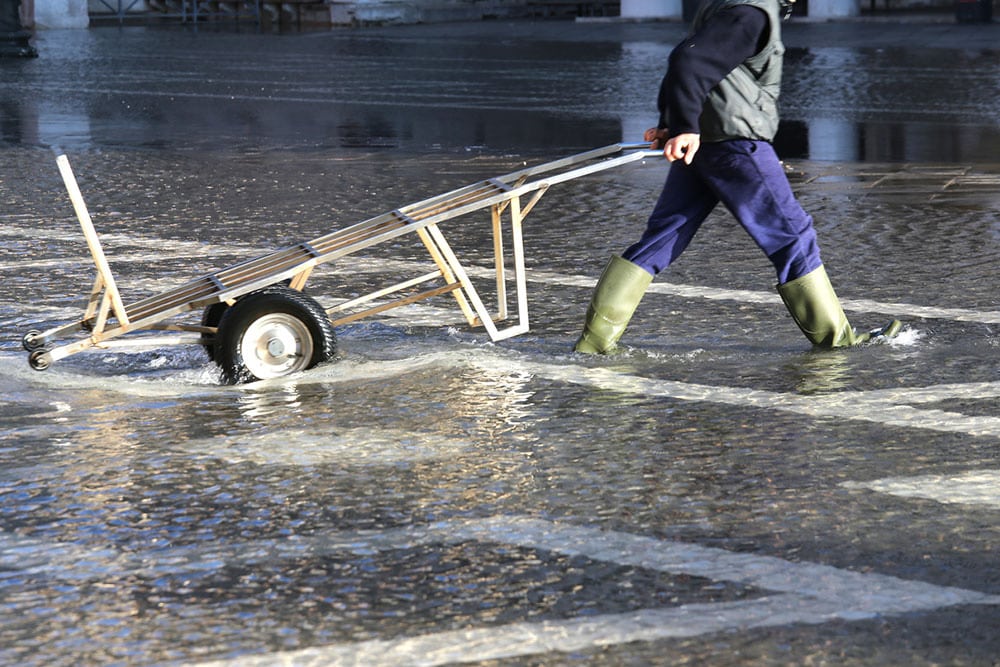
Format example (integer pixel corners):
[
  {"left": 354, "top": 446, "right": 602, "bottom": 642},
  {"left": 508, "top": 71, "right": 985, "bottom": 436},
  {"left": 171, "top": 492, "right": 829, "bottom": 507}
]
[{"left": 23, "top": 144, "right": 659, "bottom": 383}]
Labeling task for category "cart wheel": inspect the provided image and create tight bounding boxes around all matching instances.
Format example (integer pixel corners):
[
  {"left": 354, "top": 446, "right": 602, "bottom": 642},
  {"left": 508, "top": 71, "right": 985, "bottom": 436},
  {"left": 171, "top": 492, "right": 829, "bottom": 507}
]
[
  {"left": 200, "top": 280, "right": 297, "bottom": 361},
  {"left": 215, "top": 286, "right": 337, "bottom": 384},
  {"left": 22, "top": 330, "right": 44, "bottom": 352},
  {"left": 199, "top": 302, "right": 230, "bottom": 361},
  {"left": 29, "top": 349, "right": 52, "bottom": 371}
]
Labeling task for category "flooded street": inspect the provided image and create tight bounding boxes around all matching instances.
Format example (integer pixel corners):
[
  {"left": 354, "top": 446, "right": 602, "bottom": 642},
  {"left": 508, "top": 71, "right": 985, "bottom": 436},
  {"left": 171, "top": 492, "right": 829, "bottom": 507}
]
[{"left": 1, "top": 18, "right": 1000, "bottom": 665}]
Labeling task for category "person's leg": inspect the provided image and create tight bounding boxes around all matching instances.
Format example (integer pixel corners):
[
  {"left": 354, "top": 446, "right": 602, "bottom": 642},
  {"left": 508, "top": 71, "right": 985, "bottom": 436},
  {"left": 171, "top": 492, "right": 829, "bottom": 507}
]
[
  {"left": 574, "top": 163, "right": 717, "bottom": 354},
  {"left": 573, "top": 255, "right": 653, "bottom": 353},
  {"left": 701, "top": 141, "right": 900, "bottom": 347},
  {"left": 622, "top": 162, "right": 720, "bottom": 274},
  {"left": 697, "top": 140, "right": 819, "bottom": 284}
]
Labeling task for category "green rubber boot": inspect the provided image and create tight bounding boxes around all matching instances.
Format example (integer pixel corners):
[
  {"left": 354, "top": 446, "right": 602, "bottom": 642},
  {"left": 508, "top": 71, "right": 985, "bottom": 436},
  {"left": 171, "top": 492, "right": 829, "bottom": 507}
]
[
  {"left": 777, "top": 265, "right": 902, "bottom": 348},
  {"left": 574, "top": 255, "right": 653, "bottom": 354}
]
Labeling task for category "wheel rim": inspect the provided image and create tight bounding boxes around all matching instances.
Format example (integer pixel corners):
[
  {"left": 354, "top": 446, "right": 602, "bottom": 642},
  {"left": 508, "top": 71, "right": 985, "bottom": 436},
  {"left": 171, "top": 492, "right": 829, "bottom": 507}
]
[{"left": 239, "top": 313, "right": 314, "bottom": 379}]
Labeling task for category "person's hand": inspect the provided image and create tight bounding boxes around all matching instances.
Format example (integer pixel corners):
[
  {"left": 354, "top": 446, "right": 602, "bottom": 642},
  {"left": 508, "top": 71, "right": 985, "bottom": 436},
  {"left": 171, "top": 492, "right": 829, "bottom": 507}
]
[
  {"left": 644, "top": 127, "right": 669, "bottom": 150},
  {"left": 664, "top": 133, "right": 701, "bottom": 164}
]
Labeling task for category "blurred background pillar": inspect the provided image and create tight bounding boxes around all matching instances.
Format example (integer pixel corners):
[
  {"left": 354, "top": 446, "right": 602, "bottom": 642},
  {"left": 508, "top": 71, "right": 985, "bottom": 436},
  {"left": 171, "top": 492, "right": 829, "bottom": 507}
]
[{"left": 620, "top": 0, "right": 683, "bottom": 19}]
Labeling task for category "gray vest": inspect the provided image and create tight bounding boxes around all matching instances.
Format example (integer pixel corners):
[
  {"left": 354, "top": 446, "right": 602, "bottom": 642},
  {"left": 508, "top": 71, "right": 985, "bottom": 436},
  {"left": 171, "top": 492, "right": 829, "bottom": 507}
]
[{"left": 693, "top": 0, "right": 784, "bottom": 142}]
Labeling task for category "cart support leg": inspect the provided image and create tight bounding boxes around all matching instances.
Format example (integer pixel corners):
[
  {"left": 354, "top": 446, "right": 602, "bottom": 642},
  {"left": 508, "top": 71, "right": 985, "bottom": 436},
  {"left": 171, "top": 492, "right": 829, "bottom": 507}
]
[
  {"left": 417, "top": 226, "right": 479, "bottom": 326},
  {"left": 491, "top": 204, "right": 508, "bottom": 321},
  {"left": 57, "top": 154, "right": 130, "bottom": 328},
  {"left": 508, "top": 196, "right": 530, "bottom": 332}
]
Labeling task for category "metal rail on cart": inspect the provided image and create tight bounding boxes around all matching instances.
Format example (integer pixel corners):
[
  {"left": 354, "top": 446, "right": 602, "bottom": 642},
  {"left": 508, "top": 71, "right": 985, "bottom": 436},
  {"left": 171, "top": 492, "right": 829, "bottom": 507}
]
[{"left": 22, "top": 144, "right": 660, "bottom": 383}]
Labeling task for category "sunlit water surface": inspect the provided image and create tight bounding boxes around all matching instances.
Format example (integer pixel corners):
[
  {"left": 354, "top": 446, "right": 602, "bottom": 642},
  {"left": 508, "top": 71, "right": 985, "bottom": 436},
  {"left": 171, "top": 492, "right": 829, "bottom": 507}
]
[{"left": 2, "top": 21, "right": 1000, "bottom": 666}]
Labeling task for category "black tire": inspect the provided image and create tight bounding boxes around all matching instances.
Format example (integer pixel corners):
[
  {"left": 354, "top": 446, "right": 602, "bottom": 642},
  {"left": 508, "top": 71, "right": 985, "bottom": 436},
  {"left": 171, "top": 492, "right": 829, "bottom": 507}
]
[
  {"left": 199, "top": 302, "right": 230, "bottom": 362},
  {"left": 215, "top": 286, "right": 337, "bottom": 384},
  {"left": 200, "top": 280, "right": 296, "bottom": 361}
]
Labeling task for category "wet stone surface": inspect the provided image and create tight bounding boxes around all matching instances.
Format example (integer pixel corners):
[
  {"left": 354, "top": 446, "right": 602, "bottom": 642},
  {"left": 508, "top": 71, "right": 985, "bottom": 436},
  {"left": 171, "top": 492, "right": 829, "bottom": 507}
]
[{"left": 1, "top": 18, "right": 999, "bottom": 667}]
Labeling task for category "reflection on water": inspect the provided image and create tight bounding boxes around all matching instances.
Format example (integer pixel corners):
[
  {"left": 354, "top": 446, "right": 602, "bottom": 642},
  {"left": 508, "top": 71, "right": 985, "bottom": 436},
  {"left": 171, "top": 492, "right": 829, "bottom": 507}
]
[
  {"left": 3, "top": 27, "right": 1000, "bottom": 162},
  {"left": 774, "top": 118, "right": 1000, "bottom": 163},
  {"left": 784, "top": 350, "right": 853, "bottom": 394},
  {"left": 238, "top": 383, "right": 305, "bottom": 420}
]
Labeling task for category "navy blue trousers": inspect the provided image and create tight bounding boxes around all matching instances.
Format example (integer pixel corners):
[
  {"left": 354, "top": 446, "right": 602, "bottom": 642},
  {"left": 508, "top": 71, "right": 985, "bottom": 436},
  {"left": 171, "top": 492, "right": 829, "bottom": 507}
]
[{"left": 622, "top": 139, "right": 822, "bottom": 285}]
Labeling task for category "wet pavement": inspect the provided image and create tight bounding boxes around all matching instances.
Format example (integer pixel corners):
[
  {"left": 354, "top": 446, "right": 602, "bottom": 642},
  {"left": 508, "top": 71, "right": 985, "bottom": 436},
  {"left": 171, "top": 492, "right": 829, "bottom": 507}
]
[{"left": 2, "top": 16, "right": 1000, "bottom": 666}]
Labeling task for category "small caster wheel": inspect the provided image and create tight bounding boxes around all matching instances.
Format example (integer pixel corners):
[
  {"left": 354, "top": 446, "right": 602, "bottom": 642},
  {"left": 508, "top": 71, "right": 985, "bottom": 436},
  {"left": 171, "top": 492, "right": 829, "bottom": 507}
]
[
  {"left": 29, "top": 349, "right": 52, "bottom": 371},
  {"left": 22, "top": 330, "right": 44, "bottom": 352}
]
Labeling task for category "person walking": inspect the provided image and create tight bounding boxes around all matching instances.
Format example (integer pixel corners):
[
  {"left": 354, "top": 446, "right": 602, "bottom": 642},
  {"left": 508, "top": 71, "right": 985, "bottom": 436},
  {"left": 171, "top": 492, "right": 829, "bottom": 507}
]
[{"left": 574, "top": 0, "right": 900, "bottom": 354}]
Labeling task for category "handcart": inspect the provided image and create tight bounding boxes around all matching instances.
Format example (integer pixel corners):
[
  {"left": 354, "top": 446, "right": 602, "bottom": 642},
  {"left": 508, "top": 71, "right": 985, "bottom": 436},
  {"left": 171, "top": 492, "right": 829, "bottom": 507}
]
[{"left": 23, "top": 144, "right": 659, "bottom": 383}]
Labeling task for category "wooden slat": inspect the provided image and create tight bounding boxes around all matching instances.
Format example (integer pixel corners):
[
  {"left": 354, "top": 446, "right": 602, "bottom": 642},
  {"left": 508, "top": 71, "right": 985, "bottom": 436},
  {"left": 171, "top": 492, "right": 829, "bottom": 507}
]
[
  {"left": 307, "top": 218, "right": 405, "bottom": 255},
  {"left": 109, "top": 146, "right": 652, "bottom": 331},
  {"left": 402, "top": 180, "right": 508, "bottom": 221},
  {"left": 215, "top": 244, "right": 317, "bottom": 284},
  {"left": 329, "top": 284, "right": 461, "bottom": 327},
  {"left": 124, "top": 276, "right": 219, "bottom": 321}
]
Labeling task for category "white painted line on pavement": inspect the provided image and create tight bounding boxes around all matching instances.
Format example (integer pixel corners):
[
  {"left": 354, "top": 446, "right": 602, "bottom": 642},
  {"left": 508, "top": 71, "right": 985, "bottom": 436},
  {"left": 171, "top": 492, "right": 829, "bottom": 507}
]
[
  {"left": 183, "top": 597, "right": 898, "bottom": 667},
  {"left": 471, "top": 357, "right": 1000, "bottom": 439},
  {"left": 843, "top": 470, "right": 1000, "bottom": 509},
  {"left": 188, "top": 515, "right": 1000, "bottom": 667},
  {"left": 447, "top": 516, "right": 995, "bottom": 609},
  {"left": 527, "top": 268, "right": 1000, "bottom": 324},
  {"left": 180, "top": 426, "right": 472, "bottom": 467},
  {"left": 9, "top": 218, "right": 1000, "bottom": 326}
]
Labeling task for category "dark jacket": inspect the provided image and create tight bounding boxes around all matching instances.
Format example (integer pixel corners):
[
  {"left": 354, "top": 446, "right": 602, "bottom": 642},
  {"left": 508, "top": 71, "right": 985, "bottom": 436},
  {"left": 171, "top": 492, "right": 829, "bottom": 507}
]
[{"left": 657, "top": 0, "right": 785, "bottom": 143}]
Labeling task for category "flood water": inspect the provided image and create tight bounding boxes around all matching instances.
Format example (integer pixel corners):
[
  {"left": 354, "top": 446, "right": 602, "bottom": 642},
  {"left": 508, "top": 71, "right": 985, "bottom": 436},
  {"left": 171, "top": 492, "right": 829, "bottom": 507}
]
[{"left": 1, "top": 19, "right": 999, "bottom": 666}]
